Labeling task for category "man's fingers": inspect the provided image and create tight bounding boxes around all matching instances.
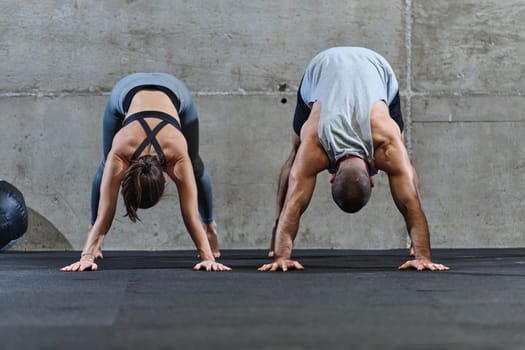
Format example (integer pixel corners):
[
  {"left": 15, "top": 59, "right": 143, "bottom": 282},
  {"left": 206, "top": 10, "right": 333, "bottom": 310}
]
[
  {"left": 293, "top": 261, "right": 304, "bottom": 270},
  {"left": 271, "top": 263, "right": 280, "bottom": 271},
  {"left": 427, "top": 263, "right": 449, "bottom": 271},
  {"left": 436, "top": 264, "right": 450, "bottom": 271},
  {"left": 398, "top": 261, "right": 412, "bottom": 270},
  {"left": 399, "top": 260, "right": 450, "bottom": 271},
  {"left": 258, "top": 264, "right": 272, "bottom": 271},
  {"left": 258, "top": 260, "right": 304, "bottom": 272}
]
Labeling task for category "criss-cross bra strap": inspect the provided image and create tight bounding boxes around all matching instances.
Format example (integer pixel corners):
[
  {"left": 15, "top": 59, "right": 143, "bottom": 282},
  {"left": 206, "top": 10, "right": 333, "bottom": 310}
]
[
  {"left": 131, "top": 119, "right": 169, "bottom": 165},
  {"left": 123, "top": 111, "right": 182, "bottom": 165}
]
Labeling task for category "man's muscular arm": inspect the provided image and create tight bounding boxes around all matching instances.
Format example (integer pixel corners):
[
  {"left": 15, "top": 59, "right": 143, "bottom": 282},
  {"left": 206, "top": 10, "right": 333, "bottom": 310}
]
[
  {"left": 371, "top": 103, "right": 448, "bottom": 271},
  {"left": 260, "top": 104, "right": 329, "bottom": 271},
  {"left": 259, "top": 138, "right": 321, "bottom": 271},
  {"left": 269, "top": 133, "right": 301, "bottom": 256}
]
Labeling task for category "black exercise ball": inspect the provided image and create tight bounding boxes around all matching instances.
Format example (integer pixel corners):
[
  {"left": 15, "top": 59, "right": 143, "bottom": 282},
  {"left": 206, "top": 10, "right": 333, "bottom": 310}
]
[{"left": 0, "top": 180, "right": 28, "bottom": 249}]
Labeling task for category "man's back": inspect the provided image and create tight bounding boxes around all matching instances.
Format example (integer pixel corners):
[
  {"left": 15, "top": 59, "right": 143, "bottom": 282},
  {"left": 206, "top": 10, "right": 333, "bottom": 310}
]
[{"left": 299, "top": 47, "right": 399, "bottom": 173}]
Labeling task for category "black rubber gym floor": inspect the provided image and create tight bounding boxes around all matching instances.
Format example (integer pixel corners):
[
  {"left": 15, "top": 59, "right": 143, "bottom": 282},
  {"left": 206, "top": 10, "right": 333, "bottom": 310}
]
[{"left": 1, "top": 249, "right": 525, "bottom": 350}]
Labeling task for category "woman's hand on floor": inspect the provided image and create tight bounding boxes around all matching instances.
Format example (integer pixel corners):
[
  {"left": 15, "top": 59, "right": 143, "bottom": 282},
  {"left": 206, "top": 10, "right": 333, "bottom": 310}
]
[
  {"left": 193, "top": 260, "right": 231, "bottom": 272},
  {"left": 60, "top": 254, "right": 98, "bottom": 272}
]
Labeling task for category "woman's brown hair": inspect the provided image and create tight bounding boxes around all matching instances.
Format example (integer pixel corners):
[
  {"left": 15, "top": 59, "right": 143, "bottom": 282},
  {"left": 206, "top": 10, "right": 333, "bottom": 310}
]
[{"left": 121, "top": 155, "right": 165, "bottom": 222}]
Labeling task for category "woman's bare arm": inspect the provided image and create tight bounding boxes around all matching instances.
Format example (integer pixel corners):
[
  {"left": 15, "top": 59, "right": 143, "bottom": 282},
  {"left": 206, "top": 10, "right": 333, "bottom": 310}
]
[
  {"left": 61, "top": 153, "right": 128, "bottom": 271},
  {"left": 168, "top": 155, "right": 231, "bottom": 271}
]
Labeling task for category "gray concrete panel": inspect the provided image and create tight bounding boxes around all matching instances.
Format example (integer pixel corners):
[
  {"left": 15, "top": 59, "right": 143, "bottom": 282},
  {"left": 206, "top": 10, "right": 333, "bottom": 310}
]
[
  {"left": 0, "top": 95, "right": 104, "bottom": 248},
  {"left": 1, "top": 0, "right": 405, "bottom": 93},
  {"left": 412, "top": 0, "right": 525, "bottom": 93},
  {"left": 411, "top": 121, "right": 525, "bottom": 247}
]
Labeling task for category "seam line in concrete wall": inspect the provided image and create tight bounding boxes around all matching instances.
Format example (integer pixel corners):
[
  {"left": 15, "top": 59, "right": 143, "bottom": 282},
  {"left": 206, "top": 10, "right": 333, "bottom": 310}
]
[
  {"left": 0, "top": 91, "right": 297, "bottom": 98},
  {"left": 404, "top": 0, "right": 413, "bottom": 251}
]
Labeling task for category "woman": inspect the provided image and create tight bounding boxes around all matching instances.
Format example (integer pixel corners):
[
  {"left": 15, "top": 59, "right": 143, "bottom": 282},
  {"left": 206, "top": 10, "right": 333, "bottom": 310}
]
[{"left": 61, "top": 73, "right": 229, "bottom": 272}]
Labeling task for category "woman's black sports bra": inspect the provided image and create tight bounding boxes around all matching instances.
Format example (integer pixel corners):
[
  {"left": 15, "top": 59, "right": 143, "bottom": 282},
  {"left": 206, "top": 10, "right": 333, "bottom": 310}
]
[{"left": 121, "top": 110, "right": 182, "bottom": 166}]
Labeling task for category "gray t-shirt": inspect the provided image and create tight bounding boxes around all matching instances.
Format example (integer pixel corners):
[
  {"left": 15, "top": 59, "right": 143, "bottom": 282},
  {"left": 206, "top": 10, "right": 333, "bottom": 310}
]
[{"left": 300, "top": 47, "right": 399, "bottom": 174}]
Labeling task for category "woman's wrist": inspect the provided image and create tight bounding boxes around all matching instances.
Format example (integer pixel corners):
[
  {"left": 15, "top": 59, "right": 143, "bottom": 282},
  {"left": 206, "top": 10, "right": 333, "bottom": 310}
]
[
  {"left": 80, "top": 251, "right": 95, "bottom": 261},
  {"left": 198, "top": 248, "right": 215, "bottom": 262}
]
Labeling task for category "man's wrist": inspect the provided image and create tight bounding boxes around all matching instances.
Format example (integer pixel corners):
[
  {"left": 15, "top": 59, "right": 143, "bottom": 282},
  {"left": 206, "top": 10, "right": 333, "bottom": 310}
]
[
  {"left": 414, "top": 250, "right": 432, "bottom": 261},
  {"left": 274, "top": 247, "right": 292, "bottom": 260}
]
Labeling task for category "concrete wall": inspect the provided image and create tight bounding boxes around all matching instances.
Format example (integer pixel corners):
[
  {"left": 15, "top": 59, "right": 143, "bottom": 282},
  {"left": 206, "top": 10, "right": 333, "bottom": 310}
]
[{"left": 1, "top": 0, "right": 523, "bottom": 251}]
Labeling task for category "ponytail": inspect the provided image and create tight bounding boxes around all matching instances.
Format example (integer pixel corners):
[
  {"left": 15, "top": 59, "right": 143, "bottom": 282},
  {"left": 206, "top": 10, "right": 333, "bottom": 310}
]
[{"left": 121, "top": 155, "right": 165, "bottom": 222}]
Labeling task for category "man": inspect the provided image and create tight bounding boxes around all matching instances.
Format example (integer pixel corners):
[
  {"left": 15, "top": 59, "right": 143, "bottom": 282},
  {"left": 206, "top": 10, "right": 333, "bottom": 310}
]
[{"left": 259, "top": 47, "right": 449, "bottom": 272}]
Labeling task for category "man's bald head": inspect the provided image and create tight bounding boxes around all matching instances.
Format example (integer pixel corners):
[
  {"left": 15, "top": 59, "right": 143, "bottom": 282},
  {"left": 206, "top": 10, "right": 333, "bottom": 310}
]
[{"left": 331, "top": 157, "right": 371, "bottom": 213}]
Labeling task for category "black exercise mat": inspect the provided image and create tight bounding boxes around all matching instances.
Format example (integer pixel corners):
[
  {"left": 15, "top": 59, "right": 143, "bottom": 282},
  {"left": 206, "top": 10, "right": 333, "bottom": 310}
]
[{"left": 1, "top": 249, "right": 524, "bottom": 350}]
